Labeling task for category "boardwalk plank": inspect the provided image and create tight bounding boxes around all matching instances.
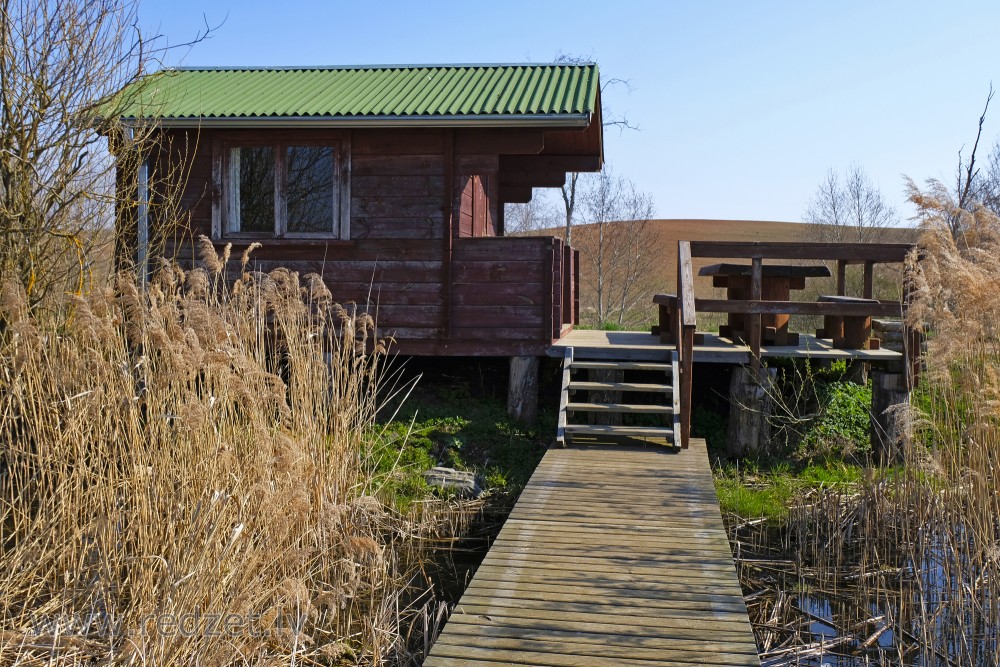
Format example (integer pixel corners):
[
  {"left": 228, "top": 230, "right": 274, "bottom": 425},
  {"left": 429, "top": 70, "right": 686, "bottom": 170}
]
[
  {"left": 443, "top": 610, "right": 756, "bottom": 643},
  {"left": 439, "top": 619, "right": 761, "bottom": 652},
  {"left": 432, "top": 633, "right": 760, "bottom": 664},
  {"left": 426, "top": 644, "right": 760, "bottom": 667}
]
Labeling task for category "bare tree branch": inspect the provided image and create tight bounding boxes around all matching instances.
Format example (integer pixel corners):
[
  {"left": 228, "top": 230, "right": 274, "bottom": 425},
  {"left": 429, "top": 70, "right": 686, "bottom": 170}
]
[
  {"left": 957, "top": 84, "right": 994, "bottom": 212},
  {"left": 804, "top": 164, "right": 898, "bottom": 243},
  {"left": 550, "top": 53, "right": 640, "bottom": 242},
  {"left": 574, "top": 166, "right": 657, "bottom": 328},
  {"left": 0, "top": 0, "right": 213, "bottom": 307}
]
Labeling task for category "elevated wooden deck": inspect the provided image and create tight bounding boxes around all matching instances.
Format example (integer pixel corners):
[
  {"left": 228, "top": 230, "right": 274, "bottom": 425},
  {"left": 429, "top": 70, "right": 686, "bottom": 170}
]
[
  {"left": 424, "top": 439, "right": 760, "bottom": 666},
  {"left": 549, "top": 328, "right": 903, "bottom": 363}
]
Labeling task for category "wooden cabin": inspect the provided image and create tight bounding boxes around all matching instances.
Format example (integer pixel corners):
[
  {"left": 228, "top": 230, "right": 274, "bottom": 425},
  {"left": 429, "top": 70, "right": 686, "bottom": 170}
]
[{"left": 112, "top": 64, "right": 603, "bottom": 368}]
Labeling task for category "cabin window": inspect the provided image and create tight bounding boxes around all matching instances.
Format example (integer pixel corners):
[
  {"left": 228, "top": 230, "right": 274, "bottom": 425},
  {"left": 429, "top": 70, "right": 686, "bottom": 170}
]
[{"left": 221, "top": 139, "right": 349, "bottom": 239}]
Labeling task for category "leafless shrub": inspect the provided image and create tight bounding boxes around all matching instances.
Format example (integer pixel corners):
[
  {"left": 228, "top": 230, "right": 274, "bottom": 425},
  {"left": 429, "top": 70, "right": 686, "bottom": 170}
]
[{"left": 0, "top": 0, "right": 211, "bottom": 311}]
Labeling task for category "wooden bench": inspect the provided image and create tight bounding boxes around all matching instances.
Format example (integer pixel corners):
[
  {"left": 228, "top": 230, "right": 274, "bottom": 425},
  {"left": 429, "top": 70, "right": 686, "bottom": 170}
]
[
  {"left": 652, "top": 294, "right": 703, "bottom": 345},
  {"left": 816, "top": 295, "right": 881, "bottom": 349},
  {"left": 652, "top": 294, "right": 678, "bottom": 343}
]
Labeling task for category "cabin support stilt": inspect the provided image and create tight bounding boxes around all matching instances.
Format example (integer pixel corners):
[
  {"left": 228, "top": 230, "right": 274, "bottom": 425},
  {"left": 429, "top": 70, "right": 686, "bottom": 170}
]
[
  {"left": 507, "top": 355, "right": 539, "bottom": 424},
  {"left": 726, "top": 365, "right": 777, "bottom": 457},
  {"left": 871, "top": 369, "right": 907, "bottom": 463},
  {"left": 586, "top": 368, "right": 624, "bottom": 426}
]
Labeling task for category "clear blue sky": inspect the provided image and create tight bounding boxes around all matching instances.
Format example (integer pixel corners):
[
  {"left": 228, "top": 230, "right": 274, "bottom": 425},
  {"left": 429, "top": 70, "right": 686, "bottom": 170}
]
[{"left": 140, "top": 0, "right": 1000, "bottom": 223}]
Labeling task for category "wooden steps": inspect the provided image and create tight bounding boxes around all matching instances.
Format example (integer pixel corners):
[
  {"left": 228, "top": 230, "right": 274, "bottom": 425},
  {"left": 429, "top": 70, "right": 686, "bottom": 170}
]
[
  {"left": 555, "top": 347, "right": 681, "bottom": 448},
  {"left": 569, "top": 380, "right": 673, "bottom": 393},
  {"left": 570, "top": 360, "right": 672, "bottom": 371},
  {"left": 567, "top": 402, "right": 673, "bottom": 414},
  {"left": 563, "top": 424, "right": 677, "bottom": 438}
]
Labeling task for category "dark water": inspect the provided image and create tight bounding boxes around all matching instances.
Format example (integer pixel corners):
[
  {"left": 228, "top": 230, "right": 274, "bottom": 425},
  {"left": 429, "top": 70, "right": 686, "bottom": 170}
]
[
  {"left": 404, "top": 500, "right": 504, "bottom": 663},
  {"left": 729, "top": 518, "right": 1000, "bottom": 667}
]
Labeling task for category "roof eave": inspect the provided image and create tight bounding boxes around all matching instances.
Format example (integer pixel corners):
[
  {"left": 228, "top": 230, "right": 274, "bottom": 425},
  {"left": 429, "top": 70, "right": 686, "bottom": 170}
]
[{"left": 121, "top": 112, "right": 593, "bottom": 129}]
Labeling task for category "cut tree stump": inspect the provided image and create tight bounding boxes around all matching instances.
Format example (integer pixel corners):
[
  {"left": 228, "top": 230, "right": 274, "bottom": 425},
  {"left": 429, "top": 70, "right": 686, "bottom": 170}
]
[{"left": 726, "top": 365, "right": 777, "bottom": 458}]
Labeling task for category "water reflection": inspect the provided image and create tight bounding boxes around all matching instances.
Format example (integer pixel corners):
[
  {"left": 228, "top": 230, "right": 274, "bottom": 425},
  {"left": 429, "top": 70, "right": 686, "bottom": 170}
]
[
  {"left": 287, "top": 146, "right": 335, "bottom": 233},
  {"left": 729, "top": 511, "right": 1000, "bottom": 666}
]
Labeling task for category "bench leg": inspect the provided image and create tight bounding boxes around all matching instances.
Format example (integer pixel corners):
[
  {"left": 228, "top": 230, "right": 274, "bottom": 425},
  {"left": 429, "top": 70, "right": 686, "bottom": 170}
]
[
  {"left": 818, "top": 315, "right": 844, "bottom": 340},
  {"left": 658, "top": 304, "right": 676, "bottom": 344},
  {"left": 834, "top": 315, "right": 872, "bottom": 349}
]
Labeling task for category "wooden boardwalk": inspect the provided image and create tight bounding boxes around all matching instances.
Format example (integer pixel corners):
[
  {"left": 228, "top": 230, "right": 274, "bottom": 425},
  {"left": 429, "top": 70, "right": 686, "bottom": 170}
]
[{"left": 424, "top": 438, "right": 760, "bottom": 666}]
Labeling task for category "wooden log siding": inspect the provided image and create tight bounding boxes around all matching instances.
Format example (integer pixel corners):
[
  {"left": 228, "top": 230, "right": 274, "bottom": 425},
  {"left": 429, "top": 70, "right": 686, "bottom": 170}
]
[{"left": 142, "top": 127, "right": 579, "bottom": 357}]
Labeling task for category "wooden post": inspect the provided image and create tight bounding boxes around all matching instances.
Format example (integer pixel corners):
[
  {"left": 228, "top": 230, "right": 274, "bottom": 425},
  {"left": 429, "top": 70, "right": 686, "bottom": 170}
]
[
  {"left": 836, "top": 260, "right": 847, "bottom": 296},
  {"left": 508, "top": 356, "right": 539, "bottom": 424},
  {"left": 726, "top": 365, "right": 777, "bottom": 458},
  {"left": 871, "top": 370, "right": 907, "bottom": 463},
  {"left": 749, "top": 257, "right": 762, "bottom": 377},
  {"left": 863, "top": 260, "right": 874, "bottom": 299},
  {"left": 679, "top": 325, "right": 694, "bottom": 448},
  {"left": 563, "top": 244, "right": 573, "bottom": 329},
  {"left": 903, "top": 259, "right": 922, "bottom": 389},
  {"left": 573, "top": 248, "right": 580, "bottom": 325},
  {"left": 677, "top": 241, "right": 696, "bottom": 449},
  {"left": 543, "top": 243, "right": 554, "bottom": 340}
]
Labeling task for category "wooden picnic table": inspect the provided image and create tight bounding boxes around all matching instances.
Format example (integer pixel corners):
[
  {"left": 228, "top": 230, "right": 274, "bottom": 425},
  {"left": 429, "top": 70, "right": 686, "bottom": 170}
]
[{"left": 699, "top": 262, "right": 832, "bottom": 345}]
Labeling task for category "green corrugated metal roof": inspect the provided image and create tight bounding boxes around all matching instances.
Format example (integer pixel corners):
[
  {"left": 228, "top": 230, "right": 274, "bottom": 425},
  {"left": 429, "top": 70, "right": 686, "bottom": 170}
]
[{"left": 116, "top": 64, "right": 599, "bottom": 124}]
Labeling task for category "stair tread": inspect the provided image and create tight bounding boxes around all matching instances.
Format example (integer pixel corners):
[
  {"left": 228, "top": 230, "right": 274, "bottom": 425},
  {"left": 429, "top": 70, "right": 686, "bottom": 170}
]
[
  {"left": 567, "top": 402, "right": 673, "bottom": 414},
  {"left": 564, "top": 424, "right": 676, "bottom": 437},
  {"left": 569, "top": 381, "right": 672, "bottom": 392},
  {"left": 571, "top": 361, "right": 672, "bottom": 372}
]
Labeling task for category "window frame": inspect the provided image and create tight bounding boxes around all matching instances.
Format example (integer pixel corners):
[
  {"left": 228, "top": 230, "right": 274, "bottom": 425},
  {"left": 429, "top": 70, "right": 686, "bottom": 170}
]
[{"left": 212, "top": 131, "right": 351, "bottom": 241}]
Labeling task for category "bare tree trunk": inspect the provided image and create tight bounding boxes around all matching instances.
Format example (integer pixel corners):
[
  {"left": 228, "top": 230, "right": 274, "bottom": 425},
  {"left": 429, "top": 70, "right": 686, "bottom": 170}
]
[{"left": 561, "top": 172, "right": 578, "bottom": 246}]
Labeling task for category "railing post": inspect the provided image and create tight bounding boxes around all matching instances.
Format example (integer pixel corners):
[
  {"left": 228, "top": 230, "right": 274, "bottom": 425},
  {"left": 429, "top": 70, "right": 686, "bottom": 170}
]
[
  {"left": 677, "top": 241, "right": 696, "bottom": 449},
  {"left": 543, "top": 240, "right": 555, "bottom": 341},
  {"left": 572, "top": 248, "right": 580, "bottom": 325},
  {"left": 563, "top": 243, "right": 573, "bottom": 328}
]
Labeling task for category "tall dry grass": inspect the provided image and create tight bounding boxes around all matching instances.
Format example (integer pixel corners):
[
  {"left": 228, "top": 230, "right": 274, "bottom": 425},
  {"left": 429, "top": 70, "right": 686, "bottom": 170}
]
[
  {"left": 0, "top": 240, "right": 461, "bottom": 665},
  {"left": 730, "top": 193, "right": 1000, "bottom": 665}
]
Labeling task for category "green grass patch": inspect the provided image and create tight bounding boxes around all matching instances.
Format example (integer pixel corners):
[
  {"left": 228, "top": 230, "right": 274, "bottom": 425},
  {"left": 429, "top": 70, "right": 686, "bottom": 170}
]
[
  {"left": 368, "top": 377, "right": 550, "bottom": 509},
  {"left": 714, "top": 459, "right": 869, "bottom": 521}
]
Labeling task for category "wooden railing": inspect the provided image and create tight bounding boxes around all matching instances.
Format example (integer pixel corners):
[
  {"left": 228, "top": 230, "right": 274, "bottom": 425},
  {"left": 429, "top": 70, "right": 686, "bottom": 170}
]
[
  {"left": 539, "top": 236, "right": 579, "bottom": 341},
  {"left": 450, "top": 236, "right": 578, "bottom": 354},
  {"left": 671, "top": 240, "right": 917, "bottom": 449}
]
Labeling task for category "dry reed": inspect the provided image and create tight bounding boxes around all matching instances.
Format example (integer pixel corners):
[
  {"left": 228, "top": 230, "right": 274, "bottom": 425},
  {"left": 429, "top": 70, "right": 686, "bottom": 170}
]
[
  {"left": 729, "top": 194, "right": 1000, "bottom": 666},
  {"left": 0, "top": 240, "right": 468, "bottom": 665}
]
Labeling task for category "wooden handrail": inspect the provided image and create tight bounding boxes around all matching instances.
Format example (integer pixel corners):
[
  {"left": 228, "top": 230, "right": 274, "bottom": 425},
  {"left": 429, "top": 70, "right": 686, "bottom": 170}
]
[
  {"left": 688, "top": 241, "right": 912, "bottom": 263},
  {"left": 677, "top": 241, "right": 696, "bottom": 449},
  {"left": 695, "top": 299, "right": 905, "bottom": 317}
]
